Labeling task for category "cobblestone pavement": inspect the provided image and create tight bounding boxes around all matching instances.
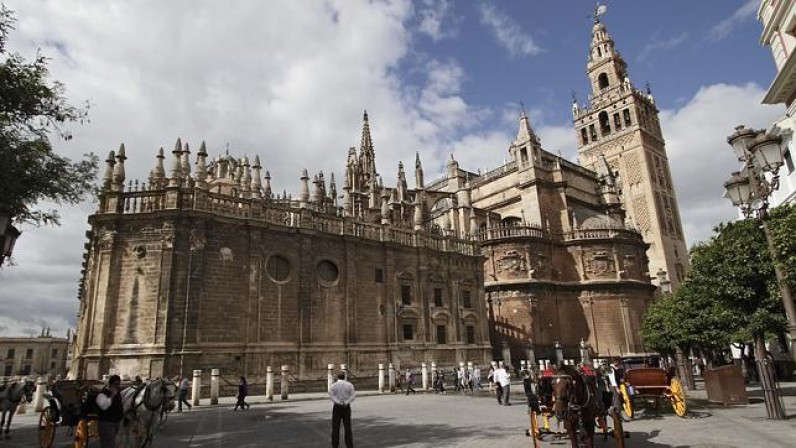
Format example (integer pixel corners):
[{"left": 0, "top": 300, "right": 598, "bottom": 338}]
[{"left": 5, "top": 384, "right": 796, "bottom": 447}]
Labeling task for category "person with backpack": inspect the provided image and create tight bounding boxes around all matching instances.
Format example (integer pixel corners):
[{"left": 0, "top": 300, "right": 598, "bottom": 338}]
[
  {"left": 95, "top": 374, "right": 123, "bottom": 448},
  {"left": 177, "top": 375, "right": 192, "bottom": 412}
]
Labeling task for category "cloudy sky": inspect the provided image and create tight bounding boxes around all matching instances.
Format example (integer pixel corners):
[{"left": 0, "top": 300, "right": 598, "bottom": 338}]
[{"left": 0, "top": 0, "right": 784, "bottom": 337}]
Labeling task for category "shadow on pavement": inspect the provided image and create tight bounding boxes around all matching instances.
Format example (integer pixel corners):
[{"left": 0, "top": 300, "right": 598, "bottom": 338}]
[{"left": 153, "top": 407, "right": 523, "bottom": 447}]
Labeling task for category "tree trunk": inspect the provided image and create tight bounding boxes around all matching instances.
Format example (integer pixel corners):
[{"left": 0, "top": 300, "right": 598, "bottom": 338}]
[
  {"left": 675, "top": 347, "right": 695, "bottom": 390},
  {"left": 754, "top": 335, "right": 785, "bottom": 419}
]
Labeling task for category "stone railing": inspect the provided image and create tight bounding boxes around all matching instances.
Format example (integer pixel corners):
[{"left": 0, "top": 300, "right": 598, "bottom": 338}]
[
  {"left": 476, "top": 224, "right": 546, "bottom": 242},
  {"left": 562, "top": 228, "right": 641, "bottom": 241},
  {"left": 472, "top": 161, "right": 517, "bottom": 187},
  {"left": 102, "top": 186, "right": 479, "bottom": 256},
  {"left": 477, "top": 224, "right": 642, "bottom": 244}
]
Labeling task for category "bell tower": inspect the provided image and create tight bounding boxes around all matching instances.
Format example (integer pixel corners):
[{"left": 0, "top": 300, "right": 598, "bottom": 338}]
[{"left": 574, "top": 11, "right": 689, "bottom": 289}]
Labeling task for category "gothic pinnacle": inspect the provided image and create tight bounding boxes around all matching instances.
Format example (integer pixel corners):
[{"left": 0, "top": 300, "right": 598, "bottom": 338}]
[
  {"left": 169, "top": 138, "right": 183, "bottom": 187},
  {"left": 102, "top": 150, "right": 116, "bottom": 190},
  {"left": 112, "top": 143, "right": 126, "bottom": 191}
]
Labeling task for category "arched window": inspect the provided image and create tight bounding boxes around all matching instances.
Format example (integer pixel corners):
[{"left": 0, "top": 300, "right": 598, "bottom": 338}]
[
  {"left": 598, "top": 73, "right": 609, "bottom": 90},
  {"left": 599, "top": 111, "right": 611, "bottom": 136}
]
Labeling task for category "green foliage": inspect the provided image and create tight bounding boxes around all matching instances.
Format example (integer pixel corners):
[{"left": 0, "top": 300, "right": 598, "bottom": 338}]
[
  {"left": 0, "top": 5, "right": 97, "bottom": 226},
  {"left": 642, "top": 208, "right": 794, "bottom": 353},
  {"left": 767, "top": 203, "right": 796, "bottom": 291}
]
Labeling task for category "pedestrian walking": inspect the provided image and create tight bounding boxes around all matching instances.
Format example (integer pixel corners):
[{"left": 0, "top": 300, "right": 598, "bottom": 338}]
[
  {"left": 234, "top": 376, "right": 250, "bottom": 411},
  {"left": 473, "top": 365, "right": 482, "bottom": 390},
  {"left": 329, "top": 371, "right": 355, "bottom": 448},
  {"left": 494, "top": 364, "right": 511, "bottom": 405},
  {"left": 393, "top": 368, "right": 404, "bottom": 394},
  {"left": 405, "top": 368, "right": 416, "bottom": 395},
  {"left": 454, "top": 366, "right": 462, "bottom": 392},
  {"left": 487, "top": 364, "right": 495, "bottom": 393},
  {"left": 96, "top": 374, "right": 123, "bottom": 448},
  {"left": 178, "top": 376, "right": 192, "bottom": 412},
  {"left": 434, "top": 368, "right": 446, "bottom": 394}
]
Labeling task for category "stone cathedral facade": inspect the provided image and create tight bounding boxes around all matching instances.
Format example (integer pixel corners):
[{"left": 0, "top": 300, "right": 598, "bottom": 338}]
[{"left": 72, "top": 16, "right": 681, "bottom": 380}]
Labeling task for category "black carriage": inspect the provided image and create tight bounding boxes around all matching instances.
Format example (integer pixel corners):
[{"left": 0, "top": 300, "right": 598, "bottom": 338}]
[{"left": 38, "top": 380, "right": 103, "bottom": 448}]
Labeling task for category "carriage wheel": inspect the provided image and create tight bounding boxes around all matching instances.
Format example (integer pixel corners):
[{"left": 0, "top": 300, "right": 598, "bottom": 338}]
[
  {"left": 619, "top": 384, "right": 634, "bottom": 419},
  {"left": 37, "top": 408, "right": 56, "bottom": 448},
  {"left": 74, "top": 420, "right": 89, "bottom": 448},
  {"left": 669, "top": 378, "right": 688, "bottom": 417}
]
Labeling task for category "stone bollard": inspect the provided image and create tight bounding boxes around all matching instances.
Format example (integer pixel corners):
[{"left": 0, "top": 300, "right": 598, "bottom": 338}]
[
  {"left": 210, "top": 369, "right": 220, "bottom": 405},
  {"left": 378, "top": 364, "right": 385, "bottom": 394},
  {"left": 388, "top": 363, "right": 395, "bottom": 392},
  {"left": 266, "top": 366, "right": 274, "bottom": 401},
  {"left": 191, "top": 370, "right": 202, "bottom": 406},
  {"left": 538, "top": 360, "right": 545, "bottom": 371},
  {"left": 280, "top": 365, "right": 289, "bottom": 400},
  {"left": 102, "top": 374, "right": 110, "bottom": 382},
  {"left": 467, "top": 361, "right": 473, "bottom": 373},
  {"left": 520, "top": 360, "right": 526, "bottom": 371},
  {"left": 431, "top": 362, "right": 437, "bottom": 389},
  {"left": 421, "top": 363, "right": 428, "bottom": 390},
  {"left": 341, "top": 364, "right": 348, "bottom": 381},
  {"left": 497, "top": 360, "right": 503, "bottom": 368},
  {"left": 327, "top": 364, "right": 335, "bottom": 393},
  {"left": 33, "top": 377, "right": 46, "bottom": 412},
  {"left": 16, "top": 399, "right": 27, "bottom": 414}
]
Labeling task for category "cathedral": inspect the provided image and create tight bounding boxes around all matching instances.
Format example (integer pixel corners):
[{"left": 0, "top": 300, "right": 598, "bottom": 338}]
[{"left": 72, "top": 15, "right": 687, "bottom": 380}]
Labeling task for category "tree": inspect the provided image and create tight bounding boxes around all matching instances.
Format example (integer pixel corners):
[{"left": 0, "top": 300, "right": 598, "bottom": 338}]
[{"left": 0, "top": 5, "right": 97, "bottom": 229}]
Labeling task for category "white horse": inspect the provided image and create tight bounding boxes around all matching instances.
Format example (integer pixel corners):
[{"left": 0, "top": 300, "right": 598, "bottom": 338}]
[
  {"left": 116, "top": 379, "right": 177, "bottom": 448},
  {"left": 0, "top": 379, "right": 35, "bottom": 439}
]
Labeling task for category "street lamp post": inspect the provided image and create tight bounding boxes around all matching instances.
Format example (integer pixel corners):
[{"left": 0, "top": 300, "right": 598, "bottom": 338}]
[{"left": 724, "top": 125, "right": 794, "bottom": 419}]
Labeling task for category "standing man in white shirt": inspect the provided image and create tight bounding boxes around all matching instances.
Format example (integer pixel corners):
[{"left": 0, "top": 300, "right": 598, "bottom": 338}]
[
  {"left": 495, "top": 364, "right": 512, "bottom": 405},
  {"left": 329, "top": 371, "right": 356, "bottom": 448}
]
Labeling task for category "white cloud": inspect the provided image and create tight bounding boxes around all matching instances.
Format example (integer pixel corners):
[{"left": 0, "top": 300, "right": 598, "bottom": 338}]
[
  {"left": 637, "top": 32, "right": 689, "bottom": 62},
  {"left": 709, "top": 0, "right": 758, "bottom": 42},
  {"left": 417, "top": 0, "right": 455, "bottom": 41},
  {"left": 659, "top": 83, "right": 783, "bottom": 246},
  {"left": 478, "top": 3, "right": 542, "bottom": 57}
]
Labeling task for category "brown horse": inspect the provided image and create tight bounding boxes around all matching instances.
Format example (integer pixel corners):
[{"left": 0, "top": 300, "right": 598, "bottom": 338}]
[{"left": 552, "top": 365, "right": 598, "bottom": 448}]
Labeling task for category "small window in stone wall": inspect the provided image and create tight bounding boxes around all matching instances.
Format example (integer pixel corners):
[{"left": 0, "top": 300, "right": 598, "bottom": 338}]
[
  {"left": 436, "top": 325, "right": 447, "bottom": 344},
  {"left": 401, "top": 285, "right": 412, "bottom": 305},
  {"left": 403, "top": 324, "right": 414, "bottom": 340},
  {"left": 25, "top": 349, "right": 33, "bottom": 359},
  {"left": 6, "top": 349, "right": 14, "bottom": 359},
  {"left": 434, "top": 288, "right": 443, "bottom": 307},
  {"left": 317, "top": 260, "right": 339, "bottom": 283},
  {"left": 266, "top": 255, "right": 291, "bottom": 283},
  {"left": 466, "top": 325, "right": 476, "bottom": 344},
  {"left": 51, "top": 348, "right": 58, "bottom": 358},
  {"left": 3, "top": 365, "right": 11, "bottom": 376},
  {"left": 22, "top": 365, "right": 31, "bottom": 375},
  {"left": 375, "top": 268, "right": 384, "bottom": 283},
  {"left": 462, "top": 290, "right": 472, "bottom": 308}
]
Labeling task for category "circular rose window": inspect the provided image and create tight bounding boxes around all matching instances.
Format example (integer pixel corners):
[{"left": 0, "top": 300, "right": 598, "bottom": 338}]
[
  {"left": 266, "top": 255, "right": 291, "bottom": 283},
  {"left": 317, "top": 260, "right": 339, "bottom": 283}
]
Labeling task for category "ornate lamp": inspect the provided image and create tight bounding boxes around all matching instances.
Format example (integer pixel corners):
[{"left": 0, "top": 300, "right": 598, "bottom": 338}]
[
  {"left": 726, "top": 125, "right": 757, "bottom": 161},
  {"left": 749, "top": 133, "right": 784, "bottom": 173},
  {"left": 723, "top": 171, "right": 751, "bottom": 208}
]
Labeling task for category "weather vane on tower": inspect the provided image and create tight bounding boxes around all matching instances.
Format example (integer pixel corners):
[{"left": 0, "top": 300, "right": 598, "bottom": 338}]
[{"left": 594, "top": 2, "right": 608, "bottom": 23}]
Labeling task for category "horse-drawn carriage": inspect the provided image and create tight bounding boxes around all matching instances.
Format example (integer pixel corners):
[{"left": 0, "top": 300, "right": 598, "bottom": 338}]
[
  {"left": 38, "top": 377, "right": 177, "bottom": 448},
  {"left": 618, "top": 365, "right": 687, "bottom": 418},
  {"left": 38, "top": 379, "right": 103, "bottom": 448}
]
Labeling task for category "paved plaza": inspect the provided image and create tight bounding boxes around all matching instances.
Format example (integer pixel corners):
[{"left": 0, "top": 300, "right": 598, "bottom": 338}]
[{"left": 5, "top": 383, "right": 796, "bottom": 447}]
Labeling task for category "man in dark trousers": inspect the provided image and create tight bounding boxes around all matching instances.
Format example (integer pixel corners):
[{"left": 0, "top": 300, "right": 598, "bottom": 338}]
[
  {"left": 329, "top": 371, "right": 355, "bottom": 448},
  {"left": 95, "top": 374, "right": 123, "bottom": 448},
  {"left": 234, "top": 376, "right": 250, "bottom": 411}
]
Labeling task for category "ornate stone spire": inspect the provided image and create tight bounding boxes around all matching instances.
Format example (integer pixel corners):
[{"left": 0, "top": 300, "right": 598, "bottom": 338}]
[
  {"left": 446, "top": 154, "right": 458, "bottom": 178},
  {"left": 102, "top": 150, "right": 116, "bottom": 191},
  {"left": 415, "top": 152, "right": 424, "bottom": 189},
  {"left": 181, "top": 143, "right": 191, "bottom": 179},
  {"left": 168, "top": 138, "right": 183, "bottom": 187},
  {"left": 380, "top": 193, "right": 390, "bottom": 225},
  {"left": 397, "top": 162, "right": 408, "bottom": 202},
  {"left": 469, "top": 206, "right": 478, "bottom": 236},
  {"left": 299, "top": 168, "right": 310, "bottom": 208},
  {"left": 152, "top": 147, "right": 166, "bottom": 187},
  {"left": 195, "top": 141, "right": 208, "bottom": 190},
  {"left": 329, "top": 172, "right": 338, "bottom": 209},
  {"left": 359, "top": 110, "right": 376, "bottom": 185},
  {"left": 242, "top": 156, "right": 252, "bottom": 198},
  {"left": 251, "top": 155, "right": 262, "bottom": 199},
  {"left": 515, "top": 110, "right": 540, "bottom": 146},
  {"left": 112, "top": 144, "right": 126, "bottom": 192},
  {"left": 263, "top": 170, "right": 272, "bottom": 199}
]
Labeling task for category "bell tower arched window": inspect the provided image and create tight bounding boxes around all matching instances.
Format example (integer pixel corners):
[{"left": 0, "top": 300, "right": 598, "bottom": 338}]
[
  {"left": 598, "top": 73, "right": 609, "bottom": 90},
  {"left": 599, "top": 111, "right": 611, "bottom": 136}
]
